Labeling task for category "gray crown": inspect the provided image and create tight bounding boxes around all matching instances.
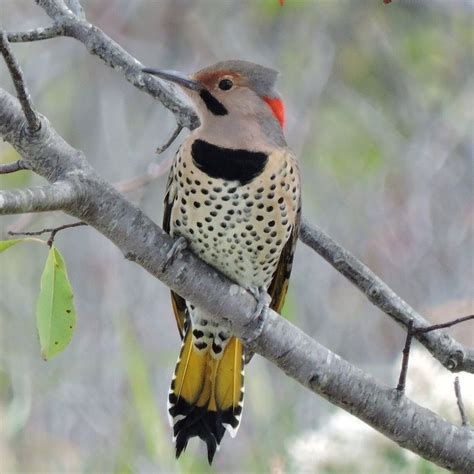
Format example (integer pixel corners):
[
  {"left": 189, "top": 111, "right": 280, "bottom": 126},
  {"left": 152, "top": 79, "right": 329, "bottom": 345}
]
[{"left": 197, "top": 60, "right": 279, "bottom": 97}]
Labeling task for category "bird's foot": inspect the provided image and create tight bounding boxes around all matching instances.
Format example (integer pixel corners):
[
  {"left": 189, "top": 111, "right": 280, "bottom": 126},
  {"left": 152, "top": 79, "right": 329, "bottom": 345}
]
[
  {"left": 242, "top": 286, "right": 271, "bottom": 345},
  {"left": 162, "top": 236, "right": 188, "bottom": 272}
]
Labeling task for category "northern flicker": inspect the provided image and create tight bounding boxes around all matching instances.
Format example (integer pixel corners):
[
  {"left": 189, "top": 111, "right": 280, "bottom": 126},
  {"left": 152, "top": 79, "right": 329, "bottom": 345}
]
[{"left": 143, "top": 60, "right": 301, "bottom": 463}]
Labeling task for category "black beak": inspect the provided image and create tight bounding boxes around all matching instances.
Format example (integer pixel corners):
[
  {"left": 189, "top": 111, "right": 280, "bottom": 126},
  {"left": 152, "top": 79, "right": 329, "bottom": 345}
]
[{"left": 142, "top": 67, "right": 202, "bottom": 91}]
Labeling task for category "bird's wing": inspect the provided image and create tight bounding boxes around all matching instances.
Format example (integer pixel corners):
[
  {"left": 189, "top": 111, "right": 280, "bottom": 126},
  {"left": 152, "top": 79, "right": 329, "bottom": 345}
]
[
  {"left": 267, "top": 201, "right": 301, "bottom": 314},
  {"left": 163, "top": 160, "right": 187, "bottom": 339}
]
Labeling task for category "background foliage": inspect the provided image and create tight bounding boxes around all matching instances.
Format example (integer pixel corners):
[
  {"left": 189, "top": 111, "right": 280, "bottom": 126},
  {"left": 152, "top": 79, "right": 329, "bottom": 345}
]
[{"left": 1, "top": 1, "right": 473, "bottom": 472}]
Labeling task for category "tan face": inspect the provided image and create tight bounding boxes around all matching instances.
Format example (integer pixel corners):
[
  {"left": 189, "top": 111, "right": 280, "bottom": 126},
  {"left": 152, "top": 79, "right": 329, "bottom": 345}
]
[{"left": 182, "top": 70, "right": 270, "bottom": 123}]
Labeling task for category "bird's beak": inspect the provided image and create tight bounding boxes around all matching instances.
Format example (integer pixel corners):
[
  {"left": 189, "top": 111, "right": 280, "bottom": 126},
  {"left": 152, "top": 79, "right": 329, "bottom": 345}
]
[{"left": 142, "top": 67, "right": 202, "bottom": 91}]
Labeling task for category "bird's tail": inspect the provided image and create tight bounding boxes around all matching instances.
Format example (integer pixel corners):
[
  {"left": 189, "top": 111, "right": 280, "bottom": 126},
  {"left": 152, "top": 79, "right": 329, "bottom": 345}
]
[{"left": 168, "top": 327, "right": 245, "bottom": 464}]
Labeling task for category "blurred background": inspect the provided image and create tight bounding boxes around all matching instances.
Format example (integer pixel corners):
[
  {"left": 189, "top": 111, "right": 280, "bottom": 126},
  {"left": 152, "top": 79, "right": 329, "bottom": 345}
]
[{"left": 1, "top": 0, "right": 473, "bottom": 472}]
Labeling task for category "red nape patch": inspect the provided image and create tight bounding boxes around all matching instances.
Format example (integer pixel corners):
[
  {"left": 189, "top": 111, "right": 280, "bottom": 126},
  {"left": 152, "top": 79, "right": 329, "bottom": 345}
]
[{"left": 263, "top": 97, "right": 285, "bottom": 128}]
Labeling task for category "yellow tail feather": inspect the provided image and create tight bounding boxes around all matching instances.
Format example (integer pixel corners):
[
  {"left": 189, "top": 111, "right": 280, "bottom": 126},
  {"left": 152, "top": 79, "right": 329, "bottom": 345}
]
[{"left": 168, "top": 329, "right": 244, "bottom": 463}]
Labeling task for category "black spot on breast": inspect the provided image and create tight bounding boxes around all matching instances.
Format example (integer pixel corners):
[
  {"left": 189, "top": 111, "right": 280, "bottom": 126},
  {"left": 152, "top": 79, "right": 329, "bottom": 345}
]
[
  {"left": 193, "top": 329, "right": 204, "bottom": 339},
  {"left": 191, "top": 140, "right": 268, "bottom": 185},
  {"left": 199, "top": 90, "right": 228, "bottom": 115}
]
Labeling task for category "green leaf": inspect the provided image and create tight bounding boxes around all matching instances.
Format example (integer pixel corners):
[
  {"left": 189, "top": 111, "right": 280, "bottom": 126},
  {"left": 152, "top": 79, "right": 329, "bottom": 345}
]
[
  {"left": 0, "top": 237, "right": 47, "bottom": 253},
  {"left": 36, "top": 245, "right": 76, "bottom": 360},
  {"left": 0, "top": 239, "right": 25, "bottom": 253}
]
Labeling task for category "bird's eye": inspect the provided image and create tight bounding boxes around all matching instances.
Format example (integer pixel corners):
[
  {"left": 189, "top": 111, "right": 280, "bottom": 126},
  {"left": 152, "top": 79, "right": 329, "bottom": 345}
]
[{"left": 218, "top": 79, "right": 233, "bottom": 91}]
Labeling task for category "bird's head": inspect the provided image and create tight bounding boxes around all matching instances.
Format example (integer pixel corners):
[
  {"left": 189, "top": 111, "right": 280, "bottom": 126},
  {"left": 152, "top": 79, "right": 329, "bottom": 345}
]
[{"left": 143, "top": 60, "right": 285, "bottom": 133}]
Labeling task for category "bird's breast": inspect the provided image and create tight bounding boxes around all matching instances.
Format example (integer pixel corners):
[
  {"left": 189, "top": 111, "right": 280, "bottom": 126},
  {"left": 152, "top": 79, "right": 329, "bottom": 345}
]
[{"left": 168, "top": 140, "right": 300, "bottom": 289}]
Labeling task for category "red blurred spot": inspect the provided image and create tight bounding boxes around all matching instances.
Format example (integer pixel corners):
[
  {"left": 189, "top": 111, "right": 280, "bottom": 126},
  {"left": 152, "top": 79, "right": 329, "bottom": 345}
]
[
  {"left": 263, "top": 97, "right": 285, "bottom": 128},
  {"left": 383, "top": 0, "right": 392, "bottom": 3},
  {"left": 279, "top": 0, "right": 285, "bottom": 5}
]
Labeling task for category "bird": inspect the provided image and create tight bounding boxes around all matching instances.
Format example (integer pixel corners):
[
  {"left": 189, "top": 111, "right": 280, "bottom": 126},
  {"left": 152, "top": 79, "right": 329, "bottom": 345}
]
[{"left": 143, "top": 60, "right": 301, "bottom": 464}]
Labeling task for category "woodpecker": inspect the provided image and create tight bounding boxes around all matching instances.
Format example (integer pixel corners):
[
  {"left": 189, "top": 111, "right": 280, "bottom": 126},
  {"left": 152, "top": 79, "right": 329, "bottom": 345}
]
[{"left": 143, "top": 60, "right": 301, "bottom": 464}]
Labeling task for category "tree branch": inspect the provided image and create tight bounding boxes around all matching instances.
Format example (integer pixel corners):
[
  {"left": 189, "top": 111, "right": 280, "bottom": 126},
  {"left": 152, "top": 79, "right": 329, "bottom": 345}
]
[
  {"left": 7, "top": 25, "right": 63, "bottom": 43},
  {"left": 0, "top": 182, "right": 78, "bottom": 215},
  {"left": 454, "top": 377, "right": 470, "bottom": 428},
  {"left": 0, "top": 31, "right": 41, "bottom": 132},
  {"left": 299, "top": 220, "right": 474, "bottom": 373},
  {"left": 0, "top": 85, "right": 473, "bottom": 471},
  {"left": 8, "top": 220, "right": 87, "bottom": 247},
  {"left": 0, "top": 160, "right": 30, "bottom": 174},
  {"left": 155, "top": 124, "right": 183, "bottom": 154},
  {"left": 34, "top": 0, "right": 199, "bottom": 129}
]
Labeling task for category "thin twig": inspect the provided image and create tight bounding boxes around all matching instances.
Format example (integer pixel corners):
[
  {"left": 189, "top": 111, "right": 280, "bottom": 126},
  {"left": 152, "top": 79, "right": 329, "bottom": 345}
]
[
  {"left": 396, "top": 315, "right": 474, "bottom": 393},
  {"left": 413, "top": 315, "right": 474, "bottom": 334},
  {"left": 454, "top": 377, "right": 470, "bottom": 427},
  {"left": 0, "top": 32, "right": 41, "bottom": 132},
  {"left": 156, "top": 124, "right": 183, "bottom": 154},
  {"left": 0, "top": 160, "right": 30, "bottom": 174},
  {"left": 397, "top": 319, "right": 414, "bottom": 393},
  {"left": 7, "top": 25, "right": 63, "bottom": 43},
  {"left": 9, "top": 221, "right": 87, "bottom": 247}
]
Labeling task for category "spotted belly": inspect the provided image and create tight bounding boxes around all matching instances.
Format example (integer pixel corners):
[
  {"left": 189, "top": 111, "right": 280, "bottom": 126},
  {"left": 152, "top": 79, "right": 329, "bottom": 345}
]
[{"left": 169, "top": 170, "right": 297, "bottom": 289}]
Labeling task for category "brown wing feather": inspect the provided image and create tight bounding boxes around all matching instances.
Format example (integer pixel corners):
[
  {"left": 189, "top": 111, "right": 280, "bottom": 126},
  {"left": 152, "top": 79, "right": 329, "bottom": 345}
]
[
  {"left": 163, "top": 162, "right": 187, "bottom": 339},
  {"left": 268, "top": 204, "right": 301, "bottom": 314}
]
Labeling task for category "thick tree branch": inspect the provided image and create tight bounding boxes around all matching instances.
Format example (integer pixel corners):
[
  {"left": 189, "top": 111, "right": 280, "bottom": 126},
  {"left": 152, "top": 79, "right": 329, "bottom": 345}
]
[
  {"left": 299, "top": 220, "right": 474, "bottom": 373},
  {"left": 0, "top": 89, "right": 93, "bottom": 181},
  {"left": 32, "top": 0, "right": 199, "bottom": 129},
  {"left": 0, "top": 86, "right": 473, "bottom": 471},
  {"left": 0, "top": 182, "right": 78, "bottom": 215}
]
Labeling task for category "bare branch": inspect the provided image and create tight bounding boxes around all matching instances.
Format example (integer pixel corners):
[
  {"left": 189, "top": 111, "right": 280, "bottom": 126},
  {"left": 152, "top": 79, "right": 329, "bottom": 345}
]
[
  {"left": 9, "top": 220, "right": 87, "bottom": 247},
  {"left": 299, "top": 218, "right": 474, "bottom": 373},
  {"left": 396, "top": 319, "right": 414, "bottom": 393},
  {"left": 0, "top": 31, "right": 41, "bottom": 132},
  {"left": 7, "top": 25, "right": 63, "bottom": 43},
  {"left": 0, "top": 182, "right": 78, "bottom": 215},
  {"left": 65, "top": 0, "right": 86, "bottom": 19},
  {"left": 36, "top": 0, "right": 199, "bottom": 129},
  {"left": 0, "top": 160, "right": 30, "bottom": 174},
  {"left": 0, "top": 88, "right": 93, "bottom": 182},
  {"left": 414, "top": 315, "right": 474, "bottom": 334},
  {"left": 156, "top": 124, "right": 183, "bottom": 154},
  {"left": 35, "top": 0, "right": 75, "bottom": 19},
  {"left": 454, "top": 377, "right": 470, "bottom": 427}
]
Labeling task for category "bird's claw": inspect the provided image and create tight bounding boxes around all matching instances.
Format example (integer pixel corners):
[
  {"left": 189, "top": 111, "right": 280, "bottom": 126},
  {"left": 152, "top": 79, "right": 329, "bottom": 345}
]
[
  {"left": 243, "top": 286, "right": 271, "bottom": 344},
  {"left": 163, "top": 236, "right": 188, "bottom": 271}
]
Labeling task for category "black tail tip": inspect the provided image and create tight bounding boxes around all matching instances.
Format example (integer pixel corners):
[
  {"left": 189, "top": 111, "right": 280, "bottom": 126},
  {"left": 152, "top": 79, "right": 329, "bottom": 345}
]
[{"left": 175, "top": 430, "right": 217, "bottom": 465}]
